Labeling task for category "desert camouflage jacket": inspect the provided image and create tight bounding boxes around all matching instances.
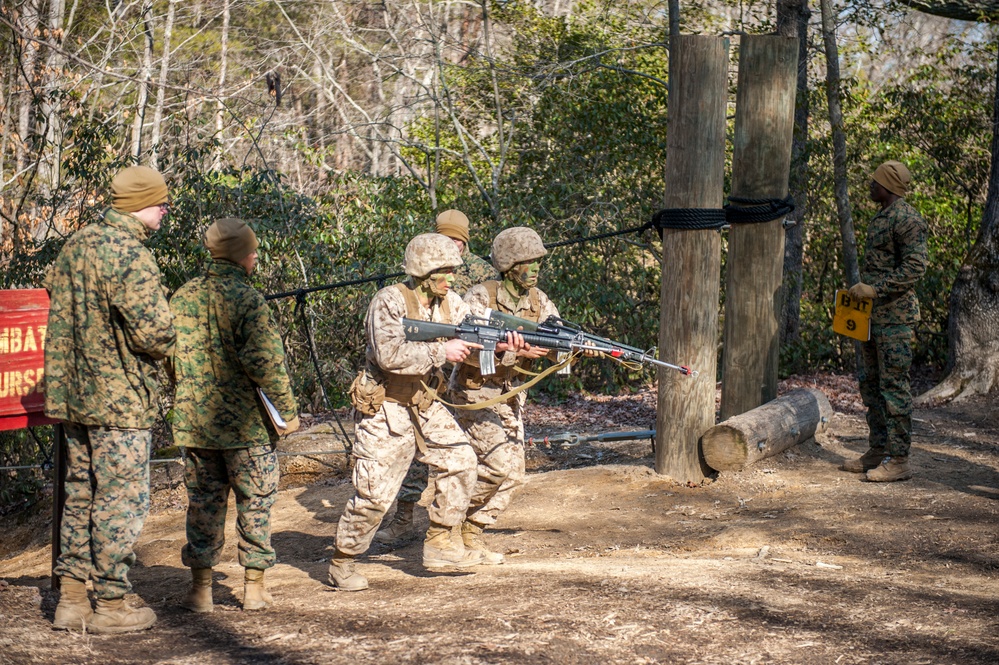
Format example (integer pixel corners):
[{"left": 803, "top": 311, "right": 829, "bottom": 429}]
[
  {"left": 861, "top": 198, "right": 928, "bottom": 326},
  {"left": 169, "top": 260, "right": 297, "bottom": 448},
  {"left": 43, "top": 208, "right": 175, "bottom": 428},
  {"left": 365, "top": 282, "right": 470, "bottom": 377},
  {"left": 452, "top": 250, "right": 499, "bottom": 296},
  {"left": 459, "top": 281, "right": 560, "bottom": 387}
]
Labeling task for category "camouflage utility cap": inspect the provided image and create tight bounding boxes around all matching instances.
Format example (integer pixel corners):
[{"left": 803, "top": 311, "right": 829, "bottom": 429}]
[
  {"left": 111, "top": 166, "right": 168, "bottom": 212},
  {"left": 436, "top": 209, "right": 470, "bottom": 243},
  {"left": 491, "top": 227, "right": 547, "bottom": 273},
  {"left": 205, "top": 218, "right": 258, "bottom": 263},
  {"left": 404, "top": 233, "right": 463, "bottom": 278},
  {"left": 872, "top": 161, "right": 911, "bottom": 197}
]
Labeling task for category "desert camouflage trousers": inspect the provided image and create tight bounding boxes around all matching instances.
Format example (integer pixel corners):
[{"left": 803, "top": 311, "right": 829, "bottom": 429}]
[
  {"left": 859, "top": 324, "right": 914, "bottom": 457},
  {"left": 53, "top": 423, "right": 151, "bottom": 599},
  {"left": 452, "top": 387, "right": 527, "bottom": 527},
  {"left": 181, "top": 445, "right": 279, "bottom": 570},
  {"left": 335, "top": 400, "right": 476, "bottom": 556}
]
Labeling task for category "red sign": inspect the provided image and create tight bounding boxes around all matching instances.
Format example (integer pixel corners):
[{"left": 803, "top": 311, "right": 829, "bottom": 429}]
[{"left": 0, "top": 289, "right": 57, "bottom": 431}]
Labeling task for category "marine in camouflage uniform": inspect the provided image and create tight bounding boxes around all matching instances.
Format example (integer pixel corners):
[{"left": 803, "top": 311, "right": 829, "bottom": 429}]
[
  {"left": 435, "top": 209, "right": 499, "bottom": 296},
  {"left": 450, "top": 227, "right": 561, "bottom": 564},
  {"left": 44, "top": 166, "right": 175, "bottom": 633},
  {"left": 453, "top": 250, "right": 499, "bottom": 296},
  {"left": 843, "top": 161, "right": 928, "bottom": 482},
  {"left": 374, "top": 210, "right": 499, "bottom": 547},
  {"left": 169, "top": 218, "right": 299, "bottom": 611},
  {"left": 329, "top": 233, "right": 527, "bottom": 591}
]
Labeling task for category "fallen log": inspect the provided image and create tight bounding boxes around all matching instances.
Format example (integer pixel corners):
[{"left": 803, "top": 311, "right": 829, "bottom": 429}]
[{"left": 701, "top": 387, "right": 833, "bottom": 471}]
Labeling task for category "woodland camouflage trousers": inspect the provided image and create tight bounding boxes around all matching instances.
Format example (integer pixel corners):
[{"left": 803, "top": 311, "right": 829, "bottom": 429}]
[
  {"left": 53, "top": 423, "right": 151, "bottom": 599},
  {"left": 181, "top": 445, "right": 279, "bottom": 570},
  {"left": 859, "top": 324, "right": 914, "bottom": 458}
]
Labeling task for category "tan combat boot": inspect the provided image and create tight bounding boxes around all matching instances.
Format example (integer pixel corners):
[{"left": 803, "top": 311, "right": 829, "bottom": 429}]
[
  {"left": 372, "top": 500, "right": 418, "bottom": 548},
  {"left": 53, "top": 577, "right": 93, "bottom": 631},
  {"left": 841, "top": 449, "right": 888, "bottom": 473},
  {"left": 866, "top": 456, "right": 913, "bottom": 482},
  {"left": 89, "top": 597, "right": 157, "bottom": 634},
  {"left": 423, "top": 523, "right": 483, "bottom": 569},
  {"left": 181, "top": 568, "right": 213, "bottom": 613},
  {"left": 327, "top": 551, "right": 368, "bottom": 591},
  {"left": 242, "top": 568, "right": 273, "bottom": 610},
  {"left": 461, "top": 521, "right": 505, "bottom": 565}
]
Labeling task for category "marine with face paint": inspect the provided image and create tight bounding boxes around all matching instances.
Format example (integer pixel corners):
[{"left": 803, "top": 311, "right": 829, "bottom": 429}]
[
  {"left": 328, "top": 233, "right": 525, "bottom": 591},
  {"left": 448, "top": 227, "right": 562, "bottom": 564}
]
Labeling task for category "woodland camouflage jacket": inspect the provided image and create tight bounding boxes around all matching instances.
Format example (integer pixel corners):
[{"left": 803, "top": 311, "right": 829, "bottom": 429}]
[
  {"left": 861, "top": 198, "right": 928, "bottom": 326},
  {"left": 452, "top": 250, "right": 499, "bottom": 296},
  {"left": 43, "top": 208, "right": 176, "bottom": 428},
  {"left": 169, "top": 260, "right": 297, "bottom": 449}
]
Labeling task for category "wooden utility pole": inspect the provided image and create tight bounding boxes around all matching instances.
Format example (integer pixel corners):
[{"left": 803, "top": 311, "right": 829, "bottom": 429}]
[
  {"left": 655, "top": 36, "right": 729, "bottom": 483},
  {"left": 719, "top": 35, "right": 798, "bottom": 420}
]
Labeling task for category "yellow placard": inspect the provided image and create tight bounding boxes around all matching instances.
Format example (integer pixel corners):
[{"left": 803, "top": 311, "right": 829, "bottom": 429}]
[{"left": 833, "top": 289, "right": 872, "bottom": 341}]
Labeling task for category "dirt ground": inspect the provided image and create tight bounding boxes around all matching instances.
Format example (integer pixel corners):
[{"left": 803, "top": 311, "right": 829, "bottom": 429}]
[{"left": 1, "top": 377, "right": 998, "bottom": 664}]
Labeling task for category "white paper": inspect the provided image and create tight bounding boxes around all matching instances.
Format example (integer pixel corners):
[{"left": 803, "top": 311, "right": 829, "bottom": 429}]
[{"left": 257, "top": 388, "right": 287, "bottom": 430}]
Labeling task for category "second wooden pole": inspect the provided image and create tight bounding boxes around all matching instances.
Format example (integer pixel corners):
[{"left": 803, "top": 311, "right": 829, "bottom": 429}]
[{"left": 720, "top": 35, "right": 798, "bottom": 421}]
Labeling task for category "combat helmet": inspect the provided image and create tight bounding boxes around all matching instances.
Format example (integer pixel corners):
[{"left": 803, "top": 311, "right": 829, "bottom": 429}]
[
  {"left": 404, "top": 233, "right": 463, "bottom": 278},
  {"left": 491, "top": 227, "right": 547, "bottom": 273}
]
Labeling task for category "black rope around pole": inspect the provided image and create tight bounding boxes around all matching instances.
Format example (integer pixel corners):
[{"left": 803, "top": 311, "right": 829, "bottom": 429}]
[
  {"left": 648, "top": 208, "right": 728, "bottom": 231},
  {"left": 724, "top": 195, "right": 795, "bottom": 225}
]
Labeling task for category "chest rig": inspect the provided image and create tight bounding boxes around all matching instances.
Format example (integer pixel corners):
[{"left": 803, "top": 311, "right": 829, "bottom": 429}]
[{"left": 375, "top": 281, "right": 451, "bottom": 410}]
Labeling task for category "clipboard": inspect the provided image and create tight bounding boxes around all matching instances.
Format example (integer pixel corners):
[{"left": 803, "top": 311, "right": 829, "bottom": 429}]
[
  {"left": 257, "top": 388, "right": 288, "bottom": 431},
  {"left": 832, "top": 289, "right": 872, "bottom": 341}
]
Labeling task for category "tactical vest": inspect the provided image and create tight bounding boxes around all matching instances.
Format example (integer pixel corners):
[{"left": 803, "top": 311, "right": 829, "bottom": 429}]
[
  {"left": 456, "top": 280, "right": 541, "bottom": 390},
  {"left": 375, "top": 281, "right": 450, "bottom": 409}
]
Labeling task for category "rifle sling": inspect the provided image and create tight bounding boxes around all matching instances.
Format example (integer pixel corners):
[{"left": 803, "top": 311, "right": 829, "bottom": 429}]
[
  {"left": 405, "top": 405, "right": 429, "bottom": 455},
  {"left": 424, "top": 351, "right": 579, "bottom": 411}
]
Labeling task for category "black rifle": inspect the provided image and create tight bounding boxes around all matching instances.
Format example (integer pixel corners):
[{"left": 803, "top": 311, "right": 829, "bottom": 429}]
[
  {"left": 483, "top": 309, "right": 696, "bottom": 376},
  {"left": 401, "top": 316, "right": 697, "bottom": 377}
]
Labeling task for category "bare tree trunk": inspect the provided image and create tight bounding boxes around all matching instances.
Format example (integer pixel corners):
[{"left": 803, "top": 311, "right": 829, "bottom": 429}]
[
  {"left": 151, "top": 0, "right": 178, "bottom": 169},
  {"left": 214, "top": 0, "right": 231, "bottom": 169},
  {"left": 819, "top": 0, "right": 860, "bottom": 289},
  {"left": 917, "top": 45, "right": 999, "bottom": 403},
  {"left": 131, "top": 3, "right": 154, "bottom": 159},
  {"left": 777, "top": 0, "right": 810, "bottom": 344},
  {"left": 314, "top": 58, "right": 326, "bottom": 154},
  {"left": 39, "top": 0, "right": 66, "bottom": 196},
  {"left": 480, "top": 0, "right": 507, "bottom": 220},
  {"left": 15, "top": 0, "right": 41, "bottom": 176}
]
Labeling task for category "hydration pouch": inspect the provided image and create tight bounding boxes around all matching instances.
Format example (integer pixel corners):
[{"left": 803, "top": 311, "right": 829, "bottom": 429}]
[{"left": 349, "top": 369, "right": 386, "bottom": 416}]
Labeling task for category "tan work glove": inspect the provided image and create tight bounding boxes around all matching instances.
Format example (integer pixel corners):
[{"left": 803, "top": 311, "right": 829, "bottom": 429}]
[
  {"left": 848, "top": 282, "right": 876, "bottom": 301},
  {"left": 279, "top": 415, "right": 301, "bottom": 436}
]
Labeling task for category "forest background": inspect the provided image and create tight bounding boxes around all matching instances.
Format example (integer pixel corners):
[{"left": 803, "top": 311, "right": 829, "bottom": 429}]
[{"left": 1, "top": 0, "right": 997, "bottom": 500}]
